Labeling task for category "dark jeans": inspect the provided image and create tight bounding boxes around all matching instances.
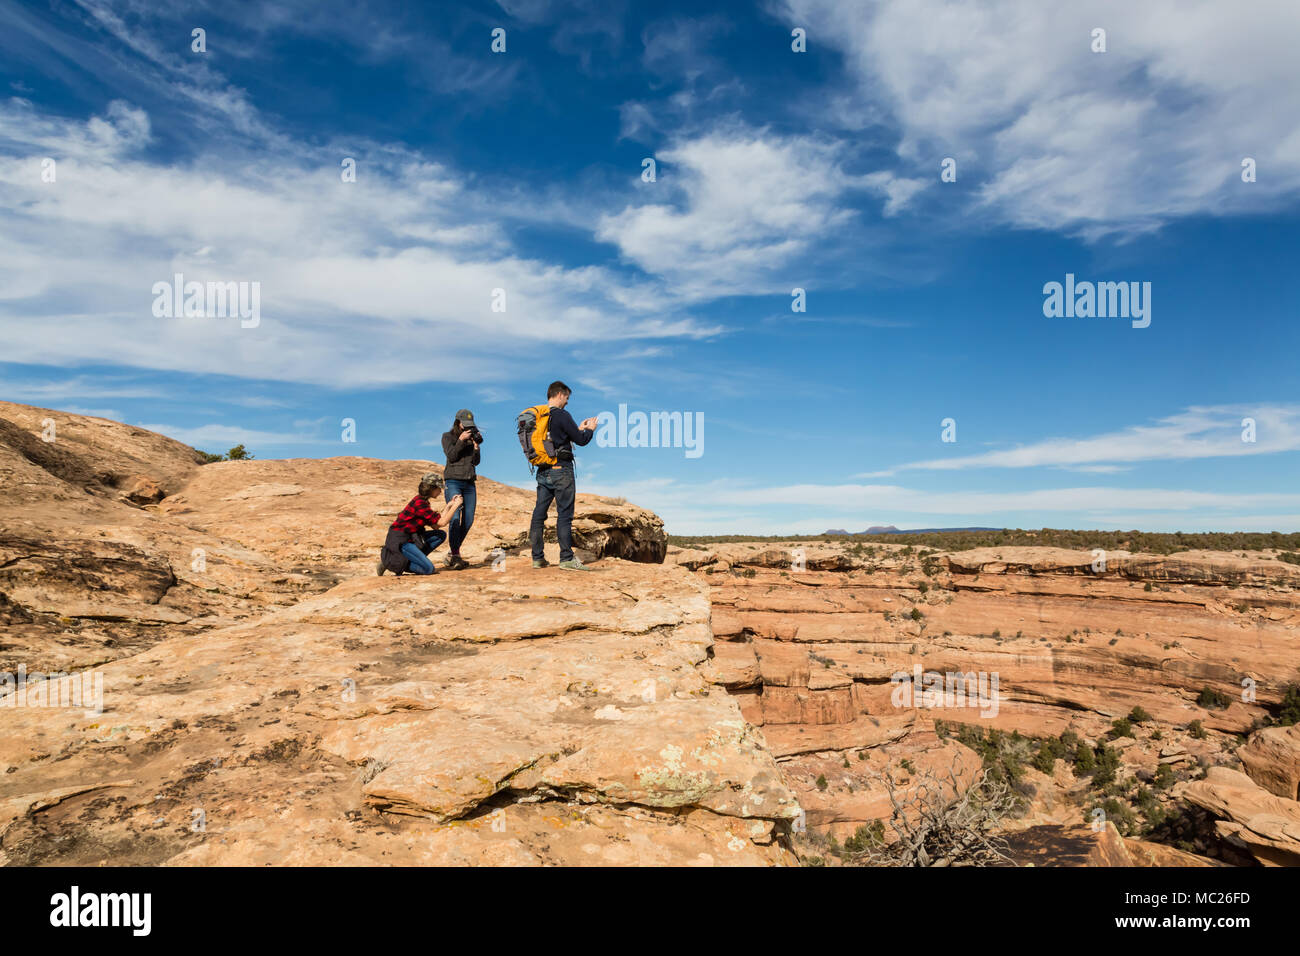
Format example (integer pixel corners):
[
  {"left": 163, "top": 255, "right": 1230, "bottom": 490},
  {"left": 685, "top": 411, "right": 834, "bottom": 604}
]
[
  {"left": 444, "top": 479, "right": 476, "bottom": 554},
  {"left": 530, "top": 464, "right": 575, "bottom": 561},
  {"left": 401, "top": 528, "right": 447, "bottom": 575}
]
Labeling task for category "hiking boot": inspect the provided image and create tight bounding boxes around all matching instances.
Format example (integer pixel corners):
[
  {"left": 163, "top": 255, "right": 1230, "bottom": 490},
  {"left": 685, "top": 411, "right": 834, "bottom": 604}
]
[
  {"left": 446, "top": 555, "right": 468, "bottom": 570},
  {"left": 532, "top": 557, "right": 550, "bottom": 568},
  {"left": 376, "top": 559, "right": 386, "bottom": 576},
  {"left": 558, "top": 559, "right": 593, "bottom": 572}
]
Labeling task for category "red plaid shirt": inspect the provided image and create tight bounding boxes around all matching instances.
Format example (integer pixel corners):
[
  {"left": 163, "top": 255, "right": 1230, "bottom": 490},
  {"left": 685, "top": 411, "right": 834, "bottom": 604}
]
[{"left": 392, "top": 495, "right": 441, "bottom": 533}]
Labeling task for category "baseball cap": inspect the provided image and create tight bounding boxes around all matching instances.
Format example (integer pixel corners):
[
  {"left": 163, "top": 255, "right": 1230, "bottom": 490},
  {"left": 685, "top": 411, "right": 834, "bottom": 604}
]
[{"left": 456, "top": 409, "right": 476, "bottom": 425}]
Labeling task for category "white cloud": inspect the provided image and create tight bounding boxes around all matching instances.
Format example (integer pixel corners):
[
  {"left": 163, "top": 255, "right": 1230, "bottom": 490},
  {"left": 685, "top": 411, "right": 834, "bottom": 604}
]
[
  {"left": 860, "top": 405, "right": 1300, "bottom": 474},
  {"left": 0, "top": 375, "right": 168, "bottom": 403},
  {"left": 0, "top": 100, "right": 721, "bottom": 388},
  {"left": 135, "top": 422, "right": 319, "bottom": 450},
  {"left": 597, "top": 126, "right": 925, "bottom": 295},
  {"left": 780, "top": 0, "right": 1300, "bottom": 236}
]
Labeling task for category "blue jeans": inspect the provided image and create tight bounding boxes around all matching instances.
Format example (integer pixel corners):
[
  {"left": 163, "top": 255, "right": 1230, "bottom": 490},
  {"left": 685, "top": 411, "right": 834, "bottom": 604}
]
[
  {"left": 401, "top": 528, "right": 446, "bottom": 575},
  {"left": 530, "top": 465, "right": 576, "bottom": 562},
  {"left": 444, "top": 479, "right": 476, "bottom": 555}
]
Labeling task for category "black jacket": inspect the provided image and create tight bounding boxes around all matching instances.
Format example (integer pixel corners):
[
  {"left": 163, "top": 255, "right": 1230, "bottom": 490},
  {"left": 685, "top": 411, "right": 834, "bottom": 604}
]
[
  {"left": 547, "top": 407, "right": 593, "bottom": 463},
  {"left": 381, "top": 525, "right": 419, "bottom": 575},
  {"left": 442, "top": 429, "right": 481, "bottom": 481}
]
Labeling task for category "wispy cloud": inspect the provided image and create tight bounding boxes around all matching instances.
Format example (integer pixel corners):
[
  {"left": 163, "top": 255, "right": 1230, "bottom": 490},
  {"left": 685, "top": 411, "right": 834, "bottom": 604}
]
[
  {"left": 0, "top": 97, "right": 721, "bottom": 388},
  {"left": 136, "top": 422, "right": 321, "bottom": 450},
  {"left": 0, "top": 374, "right": 168, "bottom": 403},
  {"left": 781, "top": 0, "right": 1300, "bottom": 237},
  {"left": 596, "top": 124, "right": 926, "bottom": 297},
  {"left": 857, "top": 405, "right": 1300, "bottom": 476}
]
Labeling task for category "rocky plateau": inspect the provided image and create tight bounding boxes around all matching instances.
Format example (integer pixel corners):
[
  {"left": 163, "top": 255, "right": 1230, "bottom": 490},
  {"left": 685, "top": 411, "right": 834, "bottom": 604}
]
[{"left": 2, "top": 402, "right": 1297, "bottom": 866}]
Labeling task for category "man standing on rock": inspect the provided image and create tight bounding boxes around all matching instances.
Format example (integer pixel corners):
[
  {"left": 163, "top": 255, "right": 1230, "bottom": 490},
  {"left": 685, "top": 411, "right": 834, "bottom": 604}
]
[{"left": 530, "top": 381, "right": 598, "bottom": 571}]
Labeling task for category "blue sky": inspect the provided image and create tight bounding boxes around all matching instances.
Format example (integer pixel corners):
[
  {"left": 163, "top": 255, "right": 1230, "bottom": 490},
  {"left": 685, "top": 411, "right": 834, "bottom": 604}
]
[{"left": 1, "top": 0, "right": 1298, "bottom": 534}]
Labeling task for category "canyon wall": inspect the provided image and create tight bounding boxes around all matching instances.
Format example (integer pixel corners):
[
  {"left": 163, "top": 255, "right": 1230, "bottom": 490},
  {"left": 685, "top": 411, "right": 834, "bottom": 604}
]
[{"left": 674, "top": 541, "right": 1300, "bottom": 864}]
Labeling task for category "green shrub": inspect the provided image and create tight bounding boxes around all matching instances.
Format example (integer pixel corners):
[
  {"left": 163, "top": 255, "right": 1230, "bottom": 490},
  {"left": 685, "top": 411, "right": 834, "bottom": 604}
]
[
  {"left": 1275, "top": 684, "right": 1300, "bottom": 727},
  {"left": 1196, "top": 687, "right": 1231, "bottom": 710},
  {"left": 1089, "top": 798, "right": 1139, "bottom": 836},
  {"left": 1032, "top": 743, "right": 1058, "bottom": 775},
  {"left": 1074, "top": 744, "right": 1095, "bottom": 774},
  {"left": 1153, "top": 762, "right": 1176, "bottom": 790},
  {"left": 843, "top": 820, "right": 885, "bottom": 853},
  {"left": 1091, "top": 743, "right": 1121, "bottom": 788},
  {"left": 1108, "top": 718, "right": 1134, "bottom": 739}
]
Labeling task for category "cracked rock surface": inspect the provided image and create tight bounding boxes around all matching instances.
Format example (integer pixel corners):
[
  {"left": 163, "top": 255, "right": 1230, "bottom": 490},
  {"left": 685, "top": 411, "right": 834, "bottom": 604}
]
[{"left": 0, "top": 403, "right": 786, "bottom": 866}]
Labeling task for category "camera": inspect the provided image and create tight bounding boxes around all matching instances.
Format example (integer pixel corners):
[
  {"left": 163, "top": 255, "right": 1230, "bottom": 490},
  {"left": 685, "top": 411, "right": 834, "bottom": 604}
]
[{"left": 466, "top": 427, "right": 484, "bottom": 444}]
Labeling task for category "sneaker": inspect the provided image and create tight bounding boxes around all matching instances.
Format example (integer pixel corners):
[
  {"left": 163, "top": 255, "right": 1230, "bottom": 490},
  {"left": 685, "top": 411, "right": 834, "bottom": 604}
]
[
  {"left": 532, "top": 557, "right": 550, "bottom": 568},
  {"left": 376, "top": 559, "right": 386, "bottom": 576},
  {"left": 558, "top": 559, "right": 593, "bottom": 572}
]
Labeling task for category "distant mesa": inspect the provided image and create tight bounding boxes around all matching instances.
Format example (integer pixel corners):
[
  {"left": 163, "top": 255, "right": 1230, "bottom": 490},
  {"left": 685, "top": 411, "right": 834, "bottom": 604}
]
[{"left": 824, "top": 525, "right": 1002, "bottom": 535}]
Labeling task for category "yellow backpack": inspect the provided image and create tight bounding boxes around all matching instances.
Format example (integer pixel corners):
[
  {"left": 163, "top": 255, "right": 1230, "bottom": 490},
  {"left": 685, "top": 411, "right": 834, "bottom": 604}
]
[{"left": 516, "top": 404, "right": 558, "bottom": 468}]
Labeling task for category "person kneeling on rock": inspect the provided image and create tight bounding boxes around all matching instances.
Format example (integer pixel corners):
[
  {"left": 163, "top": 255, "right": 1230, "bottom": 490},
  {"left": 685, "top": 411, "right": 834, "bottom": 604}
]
[{"left": 378, "top": 472, "right": 463, "bottom": 576}]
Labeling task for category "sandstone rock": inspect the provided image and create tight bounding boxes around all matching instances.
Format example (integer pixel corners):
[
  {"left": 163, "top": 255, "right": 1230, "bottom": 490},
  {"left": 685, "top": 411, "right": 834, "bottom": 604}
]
[
  {"left": 1003, "top": 822, "right": 1134, "bottom": 867},
  {"left": 1183, "top": 765, "right": 1300, "bottom": 866},
  {"left": 0, "top": 407, "right": 778, "bottom": 865},
  {"left": 1238, "top": 724, "right": 1300, "bottom": 800},
  {"left": 122, "top": 475, "right": 165, "bottom": 505},
  {"left": 0, "top": 400, "right": 203, "bottom": 503},
  {"left": 703, "top": 641, "right": 760, "bottom": 688},
  {"left": 1122, "top": 838, "right": 1221, "bottom": 867}
]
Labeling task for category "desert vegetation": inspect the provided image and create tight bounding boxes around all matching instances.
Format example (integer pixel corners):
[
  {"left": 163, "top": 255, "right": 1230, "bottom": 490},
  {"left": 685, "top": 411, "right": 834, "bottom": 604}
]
[
  {"left": 670, "top": 528, "right": 1300, "bottom": 554},
  {"left": 798, "top": 759, "right": 1018, "bottom": 868},
  {"left": 197, "top": 444, "right": 254, "bottom": 463}
]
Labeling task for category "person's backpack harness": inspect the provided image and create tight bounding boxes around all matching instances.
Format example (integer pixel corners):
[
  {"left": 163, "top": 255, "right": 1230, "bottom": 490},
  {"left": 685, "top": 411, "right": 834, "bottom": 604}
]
[{"left": 516, "top": 404, "right": 558, "bottom": 471}]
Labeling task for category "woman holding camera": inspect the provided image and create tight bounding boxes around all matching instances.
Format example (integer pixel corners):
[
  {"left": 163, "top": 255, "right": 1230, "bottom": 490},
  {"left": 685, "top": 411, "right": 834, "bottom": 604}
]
[{"left": 441, "top": 408, "right": 481, "bottom": 570}]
